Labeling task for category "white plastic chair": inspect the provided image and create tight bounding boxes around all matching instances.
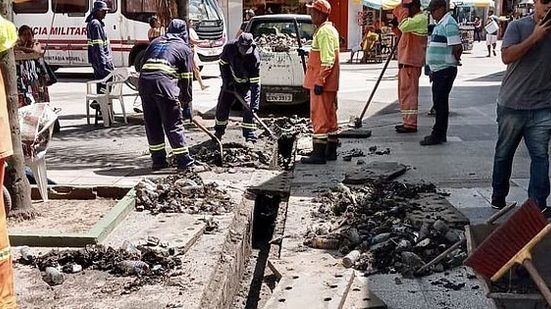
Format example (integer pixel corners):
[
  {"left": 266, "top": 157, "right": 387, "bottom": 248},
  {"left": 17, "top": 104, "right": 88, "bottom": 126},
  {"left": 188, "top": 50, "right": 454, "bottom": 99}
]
[
  {"left": 19, "top": 103, "right": 58, "bottom": 202},
  {"left": 85, "top": 68, "right": 129, "bottom": 127}
]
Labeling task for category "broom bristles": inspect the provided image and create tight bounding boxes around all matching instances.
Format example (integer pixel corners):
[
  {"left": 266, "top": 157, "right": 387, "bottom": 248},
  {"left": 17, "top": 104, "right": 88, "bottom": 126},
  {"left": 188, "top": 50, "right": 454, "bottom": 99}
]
[{"left": 464, "top": 199, "right": 547, "bottom": 278}]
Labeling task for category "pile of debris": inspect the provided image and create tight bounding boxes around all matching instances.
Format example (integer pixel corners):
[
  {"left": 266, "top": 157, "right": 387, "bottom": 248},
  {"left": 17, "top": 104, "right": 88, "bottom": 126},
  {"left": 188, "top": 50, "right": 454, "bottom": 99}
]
[
  {"left": 264, "top": 116, "right": 311, "bottom": 137},
  {"left": 256, "top": 33, "right": 307, "bottom": 52},
  {"left": 305, "top": 180, "right": 467, "bottom": 277},
  {"left": 190, "top": 141, "right": 272, "bottom": 168},
  {"left": 135, "top": 174, "right": 234, "bottom": 215},
  {"left": 341, "top": 146, "right": 391, "bottom": 161},
  {"left": 19, "top": 240, "right": 181, "bottom": 292}
]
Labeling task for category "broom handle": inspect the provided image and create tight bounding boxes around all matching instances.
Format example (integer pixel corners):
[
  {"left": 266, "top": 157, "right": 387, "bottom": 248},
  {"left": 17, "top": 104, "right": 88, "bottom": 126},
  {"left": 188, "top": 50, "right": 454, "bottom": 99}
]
[{"left": 523, "top": 259, "right": 551, "bottom": 306}]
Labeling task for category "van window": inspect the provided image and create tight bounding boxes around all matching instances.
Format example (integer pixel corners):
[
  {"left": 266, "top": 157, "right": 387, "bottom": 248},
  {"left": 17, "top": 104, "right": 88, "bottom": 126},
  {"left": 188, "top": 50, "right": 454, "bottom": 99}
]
[
  {"left": 13, "top": 0, "right": 48, "bottom": 14},
  {"left": 103, "top": 0, "right": 117, "bottom": 13},
  {"left": 52, "top": 0, "right": 88, "bottom": 13},
  {"left": 122, "top": 0, "right": 157, "bottom": 23}
]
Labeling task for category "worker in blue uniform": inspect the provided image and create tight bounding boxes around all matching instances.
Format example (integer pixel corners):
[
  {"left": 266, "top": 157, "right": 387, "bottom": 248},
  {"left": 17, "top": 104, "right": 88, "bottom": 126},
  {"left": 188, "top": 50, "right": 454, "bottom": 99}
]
[
  {"left": 214, "top": 33, "right": 261, "bottom": 142},
  {"left": 86, "top": 0, "right": 113, "bottom": 104},
  {"left": 138, "top": 19, "right": 196, "bottom": 171}
]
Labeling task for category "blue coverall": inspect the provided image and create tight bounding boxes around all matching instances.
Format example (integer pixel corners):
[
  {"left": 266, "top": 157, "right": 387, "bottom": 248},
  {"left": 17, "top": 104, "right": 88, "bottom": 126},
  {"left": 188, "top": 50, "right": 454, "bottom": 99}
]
[
  {"left": 138, "top": 22, "right": 194, "bottom": 169},
  {"left": 86, "top": 17, "right": 113, "bottom": 94},
  {"left": 214, "top": 41, "right": 261, "bottom": 140}
]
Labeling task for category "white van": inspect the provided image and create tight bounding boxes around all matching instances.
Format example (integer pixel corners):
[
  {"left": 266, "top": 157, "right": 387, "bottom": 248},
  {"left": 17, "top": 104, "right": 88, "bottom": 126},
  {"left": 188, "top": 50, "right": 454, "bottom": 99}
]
[
  {"left": 12, "top": 0, "right": 227, "bottom": 69},
  {"left": 245, "top": 14, "right": 314, "bottom": 107}
]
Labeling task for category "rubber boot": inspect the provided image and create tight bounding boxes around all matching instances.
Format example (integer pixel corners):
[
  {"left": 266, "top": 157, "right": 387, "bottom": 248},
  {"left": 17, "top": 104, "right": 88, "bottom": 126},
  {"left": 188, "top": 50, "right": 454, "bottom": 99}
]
[
  {"left": 175, "top": 154, "right": 195, "bottom": 172},
  {"left": 300, "top": 143, "right": 327, "bottom": 164},
  {"left": 326, "top": 140, "right": 338, "bottom": 161},
  {"left": 151, "top": 150, "right": 168, "bottom": 171}
]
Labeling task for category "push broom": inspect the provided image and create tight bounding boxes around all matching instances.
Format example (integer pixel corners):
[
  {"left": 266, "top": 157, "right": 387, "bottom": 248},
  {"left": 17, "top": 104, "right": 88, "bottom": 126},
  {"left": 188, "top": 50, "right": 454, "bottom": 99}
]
[{"left": 464, "top": 199, "right": 551, "bottom": 305}]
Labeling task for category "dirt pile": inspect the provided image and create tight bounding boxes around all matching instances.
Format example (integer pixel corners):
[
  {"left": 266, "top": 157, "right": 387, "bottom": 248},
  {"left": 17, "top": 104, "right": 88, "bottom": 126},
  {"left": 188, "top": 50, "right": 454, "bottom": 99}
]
[
  {"left": 19, "top": 242, "right": 182, "bottom": 292},
  {"left": 190, "top": 141, "right": 272, "bottom": 168},
  {"left": 341, "top": 146, "right": 391, "bottom": 161},
  {"left": 135, "top": 174, "right": 234, "bottom": 215},
  {"left": 305, "top": 179, "right": 467, "bottom": 277},
  {"left": 256, "top": 33, "right": 307, "bottom": 52},
  {"left": 264, "top": 116, "right": 311, "bottom": 137}
]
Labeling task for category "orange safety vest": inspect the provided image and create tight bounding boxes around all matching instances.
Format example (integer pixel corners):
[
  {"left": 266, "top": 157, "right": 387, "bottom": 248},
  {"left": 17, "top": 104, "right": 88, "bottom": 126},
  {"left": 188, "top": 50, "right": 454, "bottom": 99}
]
[
  {"left": 0, "top": 14, "right": 17, "bottom": 309},
  {"left": 303, "top": 21, "right": 340, "bottom": 92}
]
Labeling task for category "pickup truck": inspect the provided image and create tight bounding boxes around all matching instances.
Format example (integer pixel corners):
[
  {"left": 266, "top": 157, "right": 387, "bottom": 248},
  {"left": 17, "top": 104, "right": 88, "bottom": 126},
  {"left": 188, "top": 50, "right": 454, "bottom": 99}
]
[{"left": 244, "top": 14, "right": 315, "bottom": 107}]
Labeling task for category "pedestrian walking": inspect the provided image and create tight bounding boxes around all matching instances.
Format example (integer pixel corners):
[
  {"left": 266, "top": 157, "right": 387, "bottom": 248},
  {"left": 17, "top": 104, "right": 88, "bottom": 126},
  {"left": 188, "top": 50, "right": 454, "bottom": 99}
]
[
  {"left": 485, "top": 10, "right": 499, "bottom": 56},
  {"left": 490, "top": 0, "right": 551, "bottom": 216},
  {"left": 86, "top": 0, "right": 113, "bottom": 110},
  {"left": 0, "top": 14, "right": 18, "bottom": 309},
  {"left": 473, "top": 16, "right": 482, "bottom": 42},
  {"left": 187, "top": 20, "right": 209, "bottom": 91},
  {"left": 138, "top": 19, "right": 197, "bottom": 171},
  {"left": 148, "top": 16, "right": 163, "bottom": 42},
  {"left": 392, "top": 0, "right": 428, "bottom": 134},
  {"left": 214, "top": 33, "right": 261, "bottom": 143},
  {"left": 300, "top": 0, "right": 340, "bottom": 164},
  {"left": 422, "top": 0, "right": 462, "bottom": 146}
]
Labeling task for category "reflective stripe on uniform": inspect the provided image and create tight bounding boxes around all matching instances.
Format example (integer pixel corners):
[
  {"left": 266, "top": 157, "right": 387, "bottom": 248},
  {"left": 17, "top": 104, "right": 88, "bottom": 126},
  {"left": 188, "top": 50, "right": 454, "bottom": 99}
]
[
  {"left": 241, "top": 122, "right": 256, "bottom": 130},
  {"left": 87, "top": 39, "right": 109, "bottom": 46},
  {"left": 215, "top": 118, "right": 228, "bottom": 126},
  {"left": 0, "top": 246, "right": 10, "bottom": 262},
  {"left": 401, "top": 110, "right": 418, "bottom": 115},
  {"left": 219, "top": 59, "right": 228, "bottom": 65},
  {"left": 142, "top": 62, "right": 192, "bottom": 80},
  {"left": 149, "top": 143, "right": 165, "bottom": 152},
  {"left": 230, "top": 67, "right": 248, "bottom": 83},
  {"left": 249, "top": 76, "right": 260, "bottom": 84},
  {"left": 172, "top": 146, "right": 189, "bottom": 155},
  {"left": 313, "top": 133, "right": 328, "bottom": 139}
]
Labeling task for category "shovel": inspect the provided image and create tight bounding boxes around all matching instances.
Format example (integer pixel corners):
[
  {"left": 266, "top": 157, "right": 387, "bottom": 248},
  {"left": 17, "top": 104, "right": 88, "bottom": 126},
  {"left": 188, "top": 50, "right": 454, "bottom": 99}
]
[
  {"left": 223, "top": 89, "right": 277, "bottom": 139},
  {"left": 183, "top": 100, "right": 224, "bottom": 166}
]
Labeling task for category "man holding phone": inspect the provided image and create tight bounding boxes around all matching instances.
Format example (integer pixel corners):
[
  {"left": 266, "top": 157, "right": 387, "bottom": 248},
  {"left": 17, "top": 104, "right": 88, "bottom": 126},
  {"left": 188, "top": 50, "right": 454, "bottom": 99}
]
[{"left": 490, "top": 0, "right": 551, "bottom": 216}]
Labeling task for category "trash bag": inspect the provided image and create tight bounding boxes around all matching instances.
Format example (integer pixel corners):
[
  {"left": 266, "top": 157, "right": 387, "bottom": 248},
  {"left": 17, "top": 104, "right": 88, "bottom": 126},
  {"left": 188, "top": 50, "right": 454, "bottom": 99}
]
[{"left": 18, "top": 103, "right": 58, "bottom": 162}]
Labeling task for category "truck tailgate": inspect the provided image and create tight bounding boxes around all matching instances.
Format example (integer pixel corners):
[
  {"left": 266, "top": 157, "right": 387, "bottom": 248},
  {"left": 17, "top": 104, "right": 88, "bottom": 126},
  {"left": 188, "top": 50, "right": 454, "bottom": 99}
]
[{"left": 259, "top": 49, "right": 306, "bottom": 87}]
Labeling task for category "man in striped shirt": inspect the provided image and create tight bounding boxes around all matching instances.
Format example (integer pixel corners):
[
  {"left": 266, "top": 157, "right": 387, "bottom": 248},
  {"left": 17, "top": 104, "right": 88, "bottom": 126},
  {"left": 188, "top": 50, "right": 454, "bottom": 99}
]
[{"left": 421, "top": 0, "right": 463, "bottom": 146}]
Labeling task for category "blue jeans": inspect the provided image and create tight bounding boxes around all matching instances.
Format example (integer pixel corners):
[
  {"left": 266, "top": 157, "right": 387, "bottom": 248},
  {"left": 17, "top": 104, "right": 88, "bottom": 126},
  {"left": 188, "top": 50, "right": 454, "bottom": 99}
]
[
  {"left": 431, "top": 67, "right": 457, "bottom": 139},
  {"left": 492, "top": 105, "right": 551, "bottom": 208}
]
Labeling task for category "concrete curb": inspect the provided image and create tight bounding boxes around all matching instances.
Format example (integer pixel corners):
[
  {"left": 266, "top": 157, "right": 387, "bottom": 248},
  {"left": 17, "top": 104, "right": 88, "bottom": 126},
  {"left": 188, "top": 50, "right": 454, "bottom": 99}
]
[
  {"left": 198, "top": 195, "right": 255, "bottom": 309},
  {"left": 9, "top": 188, "right": 136, "bottom": 247}
]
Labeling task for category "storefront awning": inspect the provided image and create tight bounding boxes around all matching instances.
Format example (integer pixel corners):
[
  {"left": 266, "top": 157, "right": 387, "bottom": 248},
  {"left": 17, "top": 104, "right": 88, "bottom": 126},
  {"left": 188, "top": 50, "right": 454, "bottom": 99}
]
[
  {"left": 454, "top": 0, "right": 495, "bottom": 8},
  {"left": 363, "top": 0, "right": 382, "bottom": 10}
]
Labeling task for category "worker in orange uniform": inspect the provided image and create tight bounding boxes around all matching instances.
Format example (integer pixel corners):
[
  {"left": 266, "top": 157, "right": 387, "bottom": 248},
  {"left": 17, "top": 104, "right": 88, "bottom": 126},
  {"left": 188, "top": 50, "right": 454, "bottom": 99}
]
[
  {"left": 392, "top": 0, "right": 428, "bottom": 133},
  {"left": 301, "top": 0, "right": 340, "bottom": 164},
  {"left": 0, "top": 13, "right": 18, "bottom": 309}
]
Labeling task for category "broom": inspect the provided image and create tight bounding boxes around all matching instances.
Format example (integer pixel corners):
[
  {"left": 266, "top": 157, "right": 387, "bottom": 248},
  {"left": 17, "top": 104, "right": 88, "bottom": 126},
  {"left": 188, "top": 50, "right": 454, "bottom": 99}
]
[{"left": 464, "top": 199, "right": 551, "bottom": 305}]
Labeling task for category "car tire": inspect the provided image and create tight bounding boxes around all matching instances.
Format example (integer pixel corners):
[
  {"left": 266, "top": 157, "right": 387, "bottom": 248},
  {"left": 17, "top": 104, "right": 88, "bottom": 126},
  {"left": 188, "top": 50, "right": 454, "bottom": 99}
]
[{"left": 134, "top": 49, "right": 146, "bottom": 72}]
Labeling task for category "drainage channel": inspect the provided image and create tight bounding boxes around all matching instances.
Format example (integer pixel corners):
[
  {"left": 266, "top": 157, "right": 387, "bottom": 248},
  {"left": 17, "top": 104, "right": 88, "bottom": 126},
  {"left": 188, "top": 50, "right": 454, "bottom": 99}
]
[{"left": 233, "top": 133, "right": 296, "bottom": 309}]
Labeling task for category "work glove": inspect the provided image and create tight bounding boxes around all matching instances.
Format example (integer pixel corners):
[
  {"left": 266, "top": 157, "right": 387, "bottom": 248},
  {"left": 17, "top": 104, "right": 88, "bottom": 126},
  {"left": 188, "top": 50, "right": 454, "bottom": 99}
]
[
  {"left": 314, "top": 85, "right": 324, "bottom": 96},
  {"left": 297, "top": 48, "right": 308, "bottom": 57}
]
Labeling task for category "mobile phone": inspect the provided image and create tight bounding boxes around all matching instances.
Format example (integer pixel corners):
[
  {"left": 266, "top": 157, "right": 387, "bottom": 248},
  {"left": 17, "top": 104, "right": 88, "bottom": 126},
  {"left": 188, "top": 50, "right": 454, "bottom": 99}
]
[{"left": 542, "top": 9, "right": 551, "bottom": 24}]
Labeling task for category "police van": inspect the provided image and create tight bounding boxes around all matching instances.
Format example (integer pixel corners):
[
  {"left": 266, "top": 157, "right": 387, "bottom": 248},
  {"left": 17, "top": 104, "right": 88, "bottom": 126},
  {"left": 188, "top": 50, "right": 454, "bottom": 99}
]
[
  {"left": 245, "top": 14, "right": 314, "bottom": 107},
  {"left": 12, "top": 0, "right": 227, "bottom": 69}
]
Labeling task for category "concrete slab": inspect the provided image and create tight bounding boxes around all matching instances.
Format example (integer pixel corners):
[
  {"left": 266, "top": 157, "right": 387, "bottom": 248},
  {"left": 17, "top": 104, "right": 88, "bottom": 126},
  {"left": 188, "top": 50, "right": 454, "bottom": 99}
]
[
  {"left": 343, "top": 276, "right": 387, "bottom": 309},
  {"left": 343, "top": 161, "right": 407, "bottom": 184},
  {"left": 407, "top": 193, "right": 470, "bottom": 228}
]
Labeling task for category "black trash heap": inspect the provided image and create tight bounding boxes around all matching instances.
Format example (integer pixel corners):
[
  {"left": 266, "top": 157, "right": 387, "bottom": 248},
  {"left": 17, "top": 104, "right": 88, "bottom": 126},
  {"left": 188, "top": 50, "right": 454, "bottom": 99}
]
[{"left": 305, "top": 179, "right": 467, "bottom": 277}]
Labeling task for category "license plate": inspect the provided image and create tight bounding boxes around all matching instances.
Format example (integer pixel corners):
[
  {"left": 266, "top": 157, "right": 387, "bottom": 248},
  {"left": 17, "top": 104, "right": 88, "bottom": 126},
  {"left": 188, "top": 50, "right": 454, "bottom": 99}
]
[{"left": 266, "top": 93, "right": 293, "bottom": 102}]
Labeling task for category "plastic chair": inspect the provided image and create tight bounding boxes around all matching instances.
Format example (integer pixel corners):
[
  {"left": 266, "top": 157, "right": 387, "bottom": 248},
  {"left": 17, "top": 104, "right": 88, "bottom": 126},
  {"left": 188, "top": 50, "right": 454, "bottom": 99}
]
[
  {"left": 19, "top": 103, "right": 58, "bottom": 202},
  {"left": 85, "top": 68, "right": 129, "bottom": 127}
]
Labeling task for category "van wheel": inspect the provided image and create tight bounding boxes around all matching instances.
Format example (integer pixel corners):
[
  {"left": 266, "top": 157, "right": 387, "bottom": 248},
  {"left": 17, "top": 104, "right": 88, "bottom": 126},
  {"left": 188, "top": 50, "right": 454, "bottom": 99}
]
[{"left": 134, "top": 50, "right": 146, "bottom": 72}]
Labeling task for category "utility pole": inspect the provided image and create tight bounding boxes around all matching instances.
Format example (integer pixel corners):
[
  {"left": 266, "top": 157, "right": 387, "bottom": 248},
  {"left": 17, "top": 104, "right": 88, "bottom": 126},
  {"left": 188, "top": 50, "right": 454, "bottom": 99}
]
[
  {"left": 0, "top": 0, "right": 32, "bottom": 214},
  {"left": 176, "top": 0, "right": 189, "bottom": 20}
]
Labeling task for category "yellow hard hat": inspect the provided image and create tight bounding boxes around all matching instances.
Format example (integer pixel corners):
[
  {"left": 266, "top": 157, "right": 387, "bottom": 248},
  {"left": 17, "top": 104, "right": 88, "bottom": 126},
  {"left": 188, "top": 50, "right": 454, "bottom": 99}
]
[{"left": 0, "top": 15, "right": 17, "bottom": 53}]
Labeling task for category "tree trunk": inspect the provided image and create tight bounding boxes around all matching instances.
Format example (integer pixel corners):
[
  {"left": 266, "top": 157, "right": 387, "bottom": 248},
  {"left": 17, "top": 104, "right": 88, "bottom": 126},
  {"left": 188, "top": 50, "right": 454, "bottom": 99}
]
[
  {"left": 176, "top": 0, "right": 188, "bottom": 20},
  {"left": 0, "top": 1, "right": 32, "bottom": 212}
]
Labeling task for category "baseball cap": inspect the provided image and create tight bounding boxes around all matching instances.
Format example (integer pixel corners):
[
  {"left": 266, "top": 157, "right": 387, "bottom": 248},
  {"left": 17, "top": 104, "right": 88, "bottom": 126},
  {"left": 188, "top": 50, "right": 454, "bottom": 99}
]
[
  {"left": 237, "top": 33, "right": 255, "bottom": 55},
  {"left": 92, "top": 1, "right": 110, "bottom": 12},
  {"left": 426, "top": 0, "right": 446, "bottom": 11},
  {"left": 306, "top": 0, "right": 331, "bottom": 14}
]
